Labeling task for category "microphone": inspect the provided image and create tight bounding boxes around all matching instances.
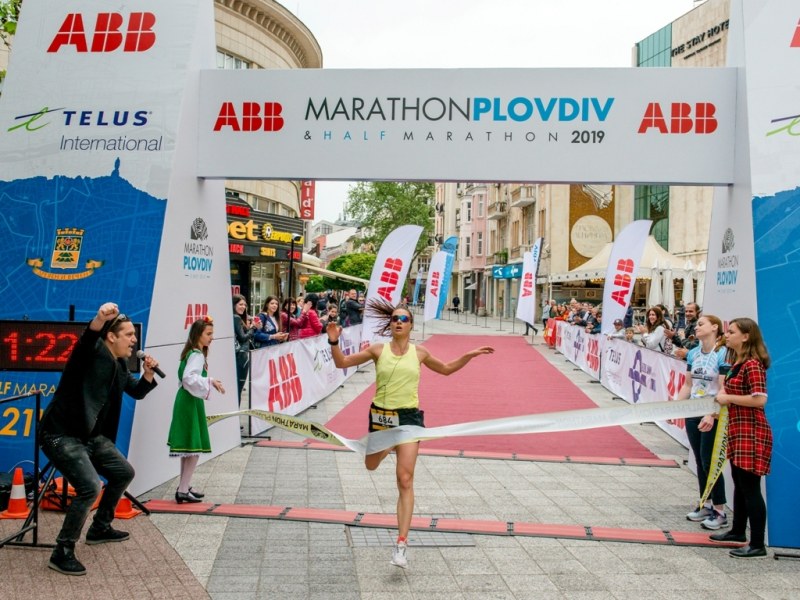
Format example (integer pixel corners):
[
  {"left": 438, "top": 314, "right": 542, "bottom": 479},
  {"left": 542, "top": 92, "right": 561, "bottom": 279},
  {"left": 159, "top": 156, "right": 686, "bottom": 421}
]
[{"left": 136, "top": 350, "right": 166, "bottom": 379}]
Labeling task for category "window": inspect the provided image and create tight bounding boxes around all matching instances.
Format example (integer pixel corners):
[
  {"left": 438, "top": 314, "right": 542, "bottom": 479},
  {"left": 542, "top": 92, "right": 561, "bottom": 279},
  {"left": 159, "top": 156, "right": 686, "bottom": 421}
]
[
  {"left": 636, "top": 25, "right": 671, "bottom": 68},
  {"left": 217, "top": 50, "right": 252, "bottom": 70},
  {"left": 465, "top": 236, "right": 471, "bottom": 258},
  {"left": 634, "top": 185, "right": 670, "bottom": 250},
  {"left": 476, "top": 232, "right": 483, "bottom": 256},
  {"left": 465, "top": 200, "right": 472, "bottom": 223},
  {"left": 477, "top": 196, "right": 484, "bottom": 218}
]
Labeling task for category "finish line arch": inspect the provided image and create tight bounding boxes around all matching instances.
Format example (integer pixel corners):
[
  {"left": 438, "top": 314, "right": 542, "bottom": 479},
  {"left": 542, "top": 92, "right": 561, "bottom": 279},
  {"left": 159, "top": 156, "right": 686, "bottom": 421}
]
[{"left": 0, "top": 0, "right": 796, "bottom": 549}]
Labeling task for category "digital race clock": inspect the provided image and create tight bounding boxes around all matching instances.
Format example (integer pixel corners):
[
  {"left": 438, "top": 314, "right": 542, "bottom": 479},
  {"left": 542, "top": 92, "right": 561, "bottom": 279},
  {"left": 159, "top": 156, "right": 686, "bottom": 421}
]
[{"left": 0, "top": 320, "right": 141, "bottom": 372}]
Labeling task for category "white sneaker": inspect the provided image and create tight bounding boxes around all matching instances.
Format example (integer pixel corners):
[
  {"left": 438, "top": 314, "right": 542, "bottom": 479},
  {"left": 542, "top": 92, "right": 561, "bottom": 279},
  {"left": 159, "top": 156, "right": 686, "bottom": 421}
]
[
  {"left": 701, "top": 510, "right": 728, "bottom": 530},
  {"left": 391, "top": 541, "right": 408, "bottom": 569},
  {"left": 686, "top": 506, "right": 714, "bottom": 522}
]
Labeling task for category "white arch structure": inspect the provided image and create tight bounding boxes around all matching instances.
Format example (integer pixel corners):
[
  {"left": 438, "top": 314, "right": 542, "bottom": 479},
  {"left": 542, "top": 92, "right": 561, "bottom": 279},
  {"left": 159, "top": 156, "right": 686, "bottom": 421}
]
[{"left": 0, "top": 0, "right": 796, "bottom": 548}]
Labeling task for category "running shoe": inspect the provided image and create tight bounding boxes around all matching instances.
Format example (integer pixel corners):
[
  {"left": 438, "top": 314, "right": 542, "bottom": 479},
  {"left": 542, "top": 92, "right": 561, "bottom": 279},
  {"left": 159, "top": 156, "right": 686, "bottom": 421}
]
[
  {"left": 391, "top": 541, "right": 408, "bottom": 569},
  {"left": 701, "top": 509, "right": 728, "bottom": 530},
  {"left": 686, "top": 506, "right": 714, "bottom": 522}
]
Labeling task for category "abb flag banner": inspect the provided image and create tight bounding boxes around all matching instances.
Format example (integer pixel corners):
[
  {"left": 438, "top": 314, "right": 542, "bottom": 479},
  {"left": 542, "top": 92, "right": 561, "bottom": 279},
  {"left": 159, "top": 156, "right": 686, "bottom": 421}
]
[
  {"left": 300, "top": 180, "right": 315, "bottom": 220},
  {"left": 362, "top": 224, "right": 422, "bottom": 341},
  {"left": 424, "top": 251, "right": 447, "bottom": 321},
  {"left": 601, "top": 220, "right": 652, "bottom": 333},
  {"left": 248, "top": 325, "right": 362, "bottom": 435},
  {"left": 515, "top": 238, "right": 543, "bottom": 327}
]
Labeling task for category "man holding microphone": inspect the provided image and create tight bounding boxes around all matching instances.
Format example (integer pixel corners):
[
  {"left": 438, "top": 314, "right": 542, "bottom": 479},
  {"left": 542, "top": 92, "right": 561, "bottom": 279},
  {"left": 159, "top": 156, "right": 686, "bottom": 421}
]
[{"left": 39, "top": 302, "right": 160, "bottom": 576}]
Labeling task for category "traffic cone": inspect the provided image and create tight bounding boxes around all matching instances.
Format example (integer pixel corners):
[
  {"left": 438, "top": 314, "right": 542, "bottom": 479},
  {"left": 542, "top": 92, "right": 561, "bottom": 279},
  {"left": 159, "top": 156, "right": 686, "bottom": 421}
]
[
  {"left": 0, "top": 468, "right": 30, "bottom": 519},
  {"left": 114, "top": 496, "right": 142, "bottom": 519}
]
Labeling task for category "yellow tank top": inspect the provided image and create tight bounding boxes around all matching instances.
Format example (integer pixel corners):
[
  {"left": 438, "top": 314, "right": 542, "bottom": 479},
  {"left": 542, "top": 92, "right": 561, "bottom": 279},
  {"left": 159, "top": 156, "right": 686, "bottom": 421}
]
[{"left": 373, "top": 343, "right": 420, "bottom": 410}]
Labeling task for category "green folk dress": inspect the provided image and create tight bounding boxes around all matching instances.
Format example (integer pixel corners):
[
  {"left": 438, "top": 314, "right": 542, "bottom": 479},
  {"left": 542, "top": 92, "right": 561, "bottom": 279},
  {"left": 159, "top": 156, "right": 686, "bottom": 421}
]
[{"left": 167, "top": 350, "right": 212, "bottom": 456}]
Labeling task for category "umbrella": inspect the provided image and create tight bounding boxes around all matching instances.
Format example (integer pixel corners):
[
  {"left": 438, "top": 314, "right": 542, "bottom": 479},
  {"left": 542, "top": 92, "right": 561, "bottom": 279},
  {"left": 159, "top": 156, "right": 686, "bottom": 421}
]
[
  {"left": 648, "top": 260, "right": 662, "bottom": 308},
  {"left": 682, "top": 260, "right": 695, "bottom": 305},
  {"left": 696, "top": 260, "right": 706, "bottom": 307},
  {"left": 662, "top": 267, "right": 674, "bottom": 315}
]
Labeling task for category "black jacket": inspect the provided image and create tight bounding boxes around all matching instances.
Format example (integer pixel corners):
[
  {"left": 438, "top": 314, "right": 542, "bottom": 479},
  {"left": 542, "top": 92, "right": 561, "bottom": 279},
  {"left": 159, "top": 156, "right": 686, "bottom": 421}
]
[{"left": 40, "top": 325, "right": 157, "bottom": 443}]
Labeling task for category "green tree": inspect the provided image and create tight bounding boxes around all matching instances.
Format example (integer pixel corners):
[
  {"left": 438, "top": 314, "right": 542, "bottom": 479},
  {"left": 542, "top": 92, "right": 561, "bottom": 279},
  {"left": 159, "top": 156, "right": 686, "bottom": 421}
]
[
  {"left": 0, "top": 0, "right": 21, "bottom": 83},
  {"left": 304, "top": 275, "right": 325, "bottom": 293},
  {"left": 345, "top": 182, "right": 434, "bottom": 259},
  {"left": 322, "top": 253, "right": 375, "bottom": 291}
]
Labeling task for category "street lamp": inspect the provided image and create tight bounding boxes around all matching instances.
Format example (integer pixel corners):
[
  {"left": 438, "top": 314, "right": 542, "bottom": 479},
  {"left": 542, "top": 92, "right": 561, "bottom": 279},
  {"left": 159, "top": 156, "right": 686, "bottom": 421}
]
[{"left": 285, "top": 233, "right": 303, "bottom": 334}]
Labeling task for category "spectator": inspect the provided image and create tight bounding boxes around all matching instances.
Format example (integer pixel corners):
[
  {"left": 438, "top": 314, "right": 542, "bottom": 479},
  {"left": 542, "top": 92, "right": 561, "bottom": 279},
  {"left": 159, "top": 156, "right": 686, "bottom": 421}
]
[
  {"left": 677, "top": 314, "right": 729, "bottom": 531},
  {"left": 672, "top": 302, "right": 701, "bottom": 360},
  {"left": 232, "top": 294, "right": 256, "bottom": 403},
  {"left": 608, "top": 318, "right": 626, "bottom": 339},
  {"left": 585, "top": 311, "right": 602, "bottom": 335},
  {"left": 452, "top": 294, "right": 460, "bottom": 314},
  {"left": 281, "top": 298, "right": 303, "bottom": 340},
  {"left": 253, "top": 296, "right": 288, "bottom": 347},
  {"left": 321, "top": 305, "right": 339, "bottom": 329},
  {"left": 637, "top": 306, "right": 667, "bottom": 352},
  {"left": 624, "top": 327, "right": 636, "bottom": 342},
  {"left": 623, "top": 304, "right": 634, "bottom": 328},
  {"left": 297, "top": 293, "right": 322, "bottom": 339},
  {"left": 343, "top": 289, "right": 364, "bottom": 327},
  {"left": 710, "top": 318, "right": 772, "bottom": 558}
]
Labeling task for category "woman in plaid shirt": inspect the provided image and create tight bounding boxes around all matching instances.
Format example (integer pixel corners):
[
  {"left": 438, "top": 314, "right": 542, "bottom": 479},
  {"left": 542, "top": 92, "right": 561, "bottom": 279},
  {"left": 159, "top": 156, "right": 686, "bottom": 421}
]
[{"left": 709, "top": 318, "right": 772, "bottom": 558}]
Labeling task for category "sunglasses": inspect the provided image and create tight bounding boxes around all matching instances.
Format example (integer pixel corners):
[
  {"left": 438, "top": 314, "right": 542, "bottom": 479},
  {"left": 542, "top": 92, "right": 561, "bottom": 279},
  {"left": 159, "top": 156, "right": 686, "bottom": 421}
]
[
  {"left": 101, "top": 312, "right": 130, "bottom": 336},
  {"left": 391, "top": 314, "right": 411, "bottom": 323}
]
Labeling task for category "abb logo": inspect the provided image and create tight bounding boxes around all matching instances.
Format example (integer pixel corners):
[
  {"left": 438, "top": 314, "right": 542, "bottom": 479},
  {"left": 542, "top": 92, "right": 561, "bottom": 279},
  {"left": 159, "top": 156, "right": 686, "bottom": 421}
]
[
  {"left": 184, "top": 303, "right": 209, "bottom": 329},
  {"left": 609, "top": 258, "right": 634, "bottom": 306},
  {"left": 429, "top": 271, "right": 440, "bottom": 298},
  {"left": 268, "top": 354, "right": 303, "bottom": 411},
  {"left": 48, "top": 13, "right": 156, "bottom": 53},
  {"left": 638, "top": 102, "right": 717, "bottom": 134},
  {"left": 586, "top": 338, "right": 600, "bottom": 373},
  {"left": 520, "top": 272, "right": 533, "bottom": 297},
  {"left": 377, "top": 258, "right": 404, "bottom": 301},
  {"left": 213, "top": 102, "right": 284, "bottom": 132},
  {"left": 667, "top": 369, "right": 687, "bottom": 399}
]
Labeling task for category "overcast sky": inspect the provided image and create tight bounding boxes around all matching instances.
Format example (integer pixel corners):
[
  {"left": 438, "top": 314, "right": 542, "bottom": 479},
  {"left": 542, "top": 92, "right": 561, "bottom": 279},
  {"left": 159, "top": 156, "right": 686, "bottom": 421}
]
[{"left": 288, "top": 0, "right": 702, "bottom": 224}]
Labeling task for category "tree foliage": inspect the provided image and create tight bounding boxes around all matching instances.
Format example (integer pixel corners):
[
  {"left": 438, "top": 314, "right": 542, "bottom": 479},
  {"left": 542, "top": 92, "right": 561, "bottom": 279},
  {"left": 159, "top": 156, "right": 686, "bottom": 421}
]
[
  {"left": 345, "top": 182, "right": 435, "bottom": 259},
  {"left": 322, "top": 253, "right": 375, "bottom": 291},
  {"left": 303, "top": 275, "right": 325, "bottom": 293},
  {"left": 0, "top": 0, "right": 20, "bottom": 47}
]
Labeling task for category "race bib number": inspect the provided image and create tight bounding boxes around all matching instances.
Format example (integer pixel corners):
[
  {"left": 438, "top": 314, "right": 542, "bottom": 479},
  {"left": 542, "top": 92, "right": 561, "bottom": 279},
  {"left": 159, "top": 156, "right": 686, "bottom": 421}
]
[{"left": 370, "top": 407, "right": 399, "bottom": 428}]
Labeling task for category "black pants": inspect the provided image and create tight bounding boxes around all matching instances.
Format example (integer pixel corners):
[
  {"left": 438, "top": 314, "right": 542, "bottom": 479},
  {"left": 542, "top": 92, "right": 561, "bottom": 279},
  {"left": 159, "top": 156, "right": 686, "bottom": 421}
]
[
  {"left": 685, "top": 416, "right": 726, "bottom": 506},
  {"left": 235, "top": 351, "right": 249, "bottom": 403},
  {"left": 730, "top": 464, "right": 767, "bottom": 548},
  {"left": 524, "top": 322, "right": 538, "bottom": 335},
  {"left": 40, "top": 433, "right": 134, "bottom": 545}
]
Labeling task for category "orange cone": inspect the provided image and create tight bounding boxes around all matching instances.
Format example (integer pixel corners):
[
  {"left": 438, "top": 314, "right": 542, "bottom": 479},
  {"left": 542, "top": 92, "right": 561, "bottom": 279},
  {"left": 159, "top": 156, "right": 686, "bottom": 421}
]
[
  {"left": 0, "top": 468, "right": 30, "bottom": 519},
  {"left": 114, "top": 496, "right": 142, "bottom": 519}
]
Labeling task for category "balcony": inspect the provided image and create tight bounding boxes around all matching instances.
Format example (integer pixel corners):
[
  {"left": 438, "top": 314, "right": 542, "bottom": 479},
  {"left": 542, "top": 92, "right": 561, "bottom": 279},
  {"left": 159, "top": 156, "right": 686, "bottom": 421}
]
[
  {"left": 510, "top": 185, "right": 536, "bottom": 208},
  {"left": 487, "top": 201, "right": 507, "bottom": 220}
]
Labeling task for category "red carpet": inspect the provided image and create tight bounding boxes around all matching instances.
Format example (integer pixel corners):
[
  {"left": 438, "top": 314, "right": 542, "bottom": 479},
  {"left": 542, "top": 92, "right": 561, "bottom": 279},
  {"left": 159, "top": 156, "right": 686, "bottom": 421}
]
[{"left": 324, "top": 335, "right": 658, "bottom": 459}]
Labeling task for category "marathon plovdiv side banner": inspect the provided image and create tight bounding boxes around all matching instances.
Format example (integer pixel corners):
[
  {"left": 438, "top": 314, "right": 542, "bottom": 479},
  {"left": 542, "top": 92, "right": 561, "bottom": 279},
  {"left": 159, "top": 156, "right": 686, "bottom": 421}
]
[
  {"left": 601, "top": 220, "right": 651, "bottom": 334},
  {"left": 248, "top": 326, "right": 363, "bottom": 436},
  {"left": 515, "top": 238, "right": 542, "bottom": 327},
  {"left": 0, "top": 1, "right": 240, "bottom": 495},
  {"left": 423, "top": 251, "right": 447, "bottom": 322},
  {"left": 736, "top": 0, "right": 800, "bottom": 549},
  {"left": 437, "top": 236, "right": 459, "bottom": 316}
]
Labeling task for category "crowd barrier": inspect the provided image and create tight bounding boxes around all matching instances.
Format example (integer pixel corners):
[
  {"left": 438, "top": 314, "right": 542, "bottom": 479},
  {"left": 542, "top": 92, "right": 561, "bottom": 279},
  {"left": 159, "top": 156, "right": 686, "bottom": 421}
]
[
  {"left": 554, "top": 321, "right": 690, "bottom": 448},
  {"left": 247, "top": 324, "right": 364, "bottom": 436}
]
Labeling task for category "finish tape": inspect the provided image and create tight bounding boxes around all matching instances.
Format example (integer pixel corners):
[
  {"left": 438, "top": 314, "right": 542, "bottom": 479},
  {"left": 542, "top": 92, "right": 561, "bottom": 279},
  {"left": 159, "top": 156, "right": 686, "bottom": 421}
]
[{"left": 209, "top": 397, "right": 720, "bottom": 457}]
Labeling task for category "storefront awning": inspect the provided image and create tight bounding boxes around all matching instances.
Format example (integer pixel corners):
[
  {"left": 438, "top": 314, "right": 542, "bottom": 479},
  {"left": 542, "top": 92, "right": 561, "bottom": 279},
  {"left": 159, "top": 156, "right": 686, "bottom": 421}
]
[{"left": 298, "top": 263, "right": 369, "bottom": 285}]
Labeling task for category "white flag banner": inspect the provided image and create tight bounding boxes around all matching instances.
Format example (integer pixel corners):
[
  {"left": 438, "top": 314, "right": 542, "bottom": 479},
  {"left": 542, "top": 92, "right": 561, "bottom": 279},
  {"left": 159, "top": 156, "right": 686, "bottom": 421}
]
[
  {"left": 516, "top": 238, "right": 543, "bottom": 326},
  {"left": 601, "top": 220, "right": 652, "bottom": 333},
  {"left": 362, "top": 224, "right": 423, "bottom": 341},
  {"left": 424, "top": 251, "right": 448, "bottom": 322}
]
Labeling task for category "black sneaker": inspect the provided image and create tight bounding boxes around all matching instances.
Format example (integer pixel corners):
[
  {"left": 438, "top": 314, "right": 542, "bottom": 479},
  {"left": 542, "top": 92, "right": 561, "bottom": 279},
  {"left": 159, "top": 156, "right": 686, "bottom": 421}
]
[
  {"left": 85, "top": 525, "right": 130, "bottom": 545},
  {"left": 709, "top": 530, "right": 747, "bottom": 543},
  {"left": 48, "top": 543, "right": 87, "bottom": 576}
]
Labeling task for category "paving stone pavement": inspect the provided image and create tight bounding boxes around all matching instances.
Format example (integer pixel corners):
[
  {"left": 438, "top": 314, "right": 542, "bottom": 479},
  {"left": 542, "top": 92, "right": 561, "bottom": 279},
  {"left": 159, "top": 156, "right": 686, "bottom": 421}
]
[{"left": 3, "top": 310, "right": 799, "bottom": 599}]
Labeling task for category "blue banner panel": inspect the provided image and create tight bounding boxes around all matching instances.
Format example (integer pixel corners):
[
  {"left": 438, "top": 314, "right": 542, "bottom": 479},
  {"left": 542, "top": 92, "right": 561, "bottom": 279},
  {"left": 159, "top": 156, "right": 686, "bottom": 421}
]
[{"left": 753, "top": 188, "right": 800, "bottom": 549}]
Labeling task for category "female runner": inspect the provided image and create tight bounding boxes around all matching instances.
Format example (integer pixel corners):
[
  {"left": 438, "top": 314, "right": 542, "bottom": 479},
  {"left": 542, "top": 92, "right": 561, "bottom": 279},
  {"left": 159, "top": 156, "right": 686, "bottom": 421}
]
[{"left": 326, "top": 299, "right": 493, "bottom": 569}]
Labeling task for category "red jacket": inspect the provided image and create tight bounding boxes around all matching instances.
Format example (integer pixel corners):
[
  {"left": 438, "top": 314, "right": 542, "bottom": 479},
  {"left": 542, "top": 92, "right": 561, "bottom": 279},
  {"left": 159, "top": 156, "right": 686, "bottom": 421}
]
[{"left": 297, "top": 309, "right": 322, "bottom": 339}]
